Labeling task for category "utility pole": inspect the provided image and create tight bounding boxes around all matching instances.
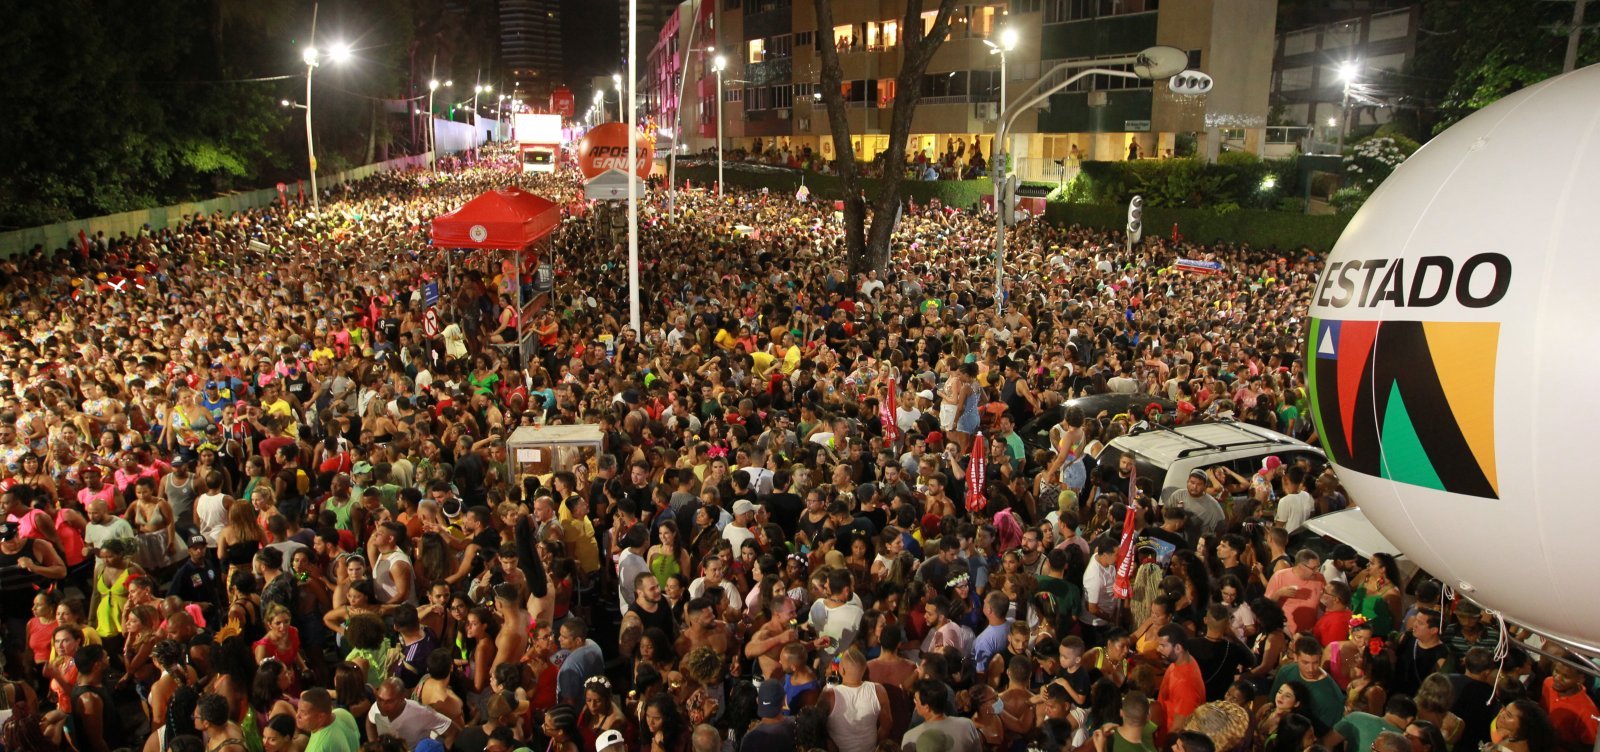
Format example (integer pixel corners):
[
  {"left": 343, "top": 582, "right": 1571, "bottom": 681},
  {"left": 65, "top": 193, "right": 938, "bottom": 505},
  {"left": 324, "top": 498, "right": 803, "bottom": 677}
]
[{"left": 1565, "top": 0, "right": 1590, "bottom": 73}]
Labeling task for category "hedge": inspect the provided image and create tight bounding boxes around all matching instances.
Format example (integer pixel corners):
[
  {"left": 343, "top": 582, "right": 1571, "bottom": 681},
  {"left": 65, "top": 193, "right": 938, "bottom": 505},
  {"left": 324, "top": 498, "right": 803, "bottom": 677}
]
[
  {"left": 1044, "top": 202, "right": 1351, "bottom": 252},
  {"left": 667, "top": 163, "right": 1351, "bottom": 251},
  {"left": 671, "top": 164, "right": 995, "bottom": 210}
]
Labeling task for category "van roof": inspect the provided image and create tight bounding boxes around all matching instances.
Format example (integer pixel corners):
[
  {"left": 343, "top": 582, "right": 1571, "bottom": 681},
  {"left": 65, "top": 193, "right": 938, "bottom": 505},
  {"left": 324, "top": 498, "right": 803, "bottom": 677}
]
[{"left": 1110, "top": 421, "right": 1314, "bottom": 466}]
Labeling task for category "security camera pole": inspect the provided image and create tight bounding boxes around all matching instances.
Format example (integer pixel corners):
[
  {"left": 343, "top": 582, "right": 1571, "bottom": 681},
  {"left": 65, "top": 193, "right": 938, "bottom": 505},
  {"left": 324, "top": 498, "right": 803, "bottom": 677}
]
[{"left": 989, "top": 47, "right": 1194, "bottom": 318}]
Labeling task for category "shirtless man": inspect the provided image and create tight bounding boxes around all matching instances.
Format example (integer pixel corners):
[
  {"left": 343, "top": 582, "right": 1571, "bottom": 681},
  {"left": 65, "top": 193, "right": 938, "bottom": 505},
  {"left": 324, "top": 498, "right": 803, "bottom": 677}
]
[
  {"left": 676, "top": 596, "right": 732, "bottom": 658},
  {"left": 745, "top": 596, "right": 800, "bottom": 678}
]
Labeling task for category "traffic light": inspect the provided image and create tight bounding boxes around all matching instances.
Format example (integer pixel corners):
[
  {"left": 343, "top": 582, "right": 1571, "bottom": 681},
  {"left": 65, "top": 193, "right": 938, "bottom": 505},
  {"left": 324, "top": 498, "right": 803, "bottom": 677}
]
[
  {"left": 1168, "top": 71, "right": 1214, "bottom": 96},
  {"left": 1126, "top": 194, "right": 1144, "bottom": 250}
]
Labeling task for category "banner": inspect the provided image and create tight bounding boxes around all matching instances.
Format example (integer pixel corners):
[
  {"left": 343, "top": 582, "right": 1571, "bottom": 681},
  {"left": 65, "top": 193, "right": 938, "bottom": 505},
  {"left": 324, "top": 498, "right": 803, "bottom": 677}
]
[
  {"left": 1174, "top": 258, "right": 1223, "bottom": 275},
  {"left": 1113, "top": 462, "right": 1140, "bottom": 599},
  {"left": 965, "top": 432, "right": 987, "bottom": 512},
  {"left": 879, "top": 380, "right": 900, "bottom": 445},
  {"left": 77, "top": 230, "right": 90, "bottom": 260}
]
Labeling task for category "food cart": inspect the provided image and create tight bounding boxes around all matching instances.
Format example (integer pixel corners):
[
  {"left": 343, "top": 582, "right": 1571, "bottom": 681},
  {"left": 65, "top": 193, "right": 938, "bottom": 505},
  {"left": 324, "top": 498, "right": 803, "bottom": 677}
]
[{"left": 506, "top": 424, "right": 603, "bottom": 481}]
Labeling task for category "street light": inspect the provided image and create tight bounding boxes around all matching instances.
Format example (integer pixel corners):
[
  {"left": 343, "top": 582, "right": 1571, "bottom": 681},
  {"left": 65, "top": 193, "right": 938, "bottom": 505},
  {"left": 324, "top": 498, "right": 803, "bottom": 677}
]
[
  {"left": 712, "top": 54, "right": 727, "bottom": 197},
  {"left": 472, "top": 82, "right": 492, "bottom": 145},
  {"left": 990, "top": 46, "right": 1192, "bottom": 317},
  {"left": 984, "top": 27, "right": 1020, "bottom": 170},
  {"left": 300, "top": 39, "right": 351, "bottom": 212},
  {"left": 613, "top": 72, "right": 624, "bottom": 122},
  {"left": 1336, "top": 60, "right": 1360, "bottom": 154},
  {"left": 427, "top": 78, "right": 452, "bottom": 171}
]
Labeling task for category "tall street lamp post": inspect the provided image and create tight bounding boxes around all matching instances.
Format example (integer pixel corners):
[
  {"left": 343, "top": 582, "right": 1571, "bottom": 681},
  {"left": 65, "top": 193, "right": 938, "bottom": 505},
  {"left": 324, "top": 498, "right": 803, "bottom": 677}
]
[
  {"left": 1336, "top": 60, "right": 1359, "bottom": 155},
  {"left": 713, "top": 54, "right": 726, "bottom": 197}
]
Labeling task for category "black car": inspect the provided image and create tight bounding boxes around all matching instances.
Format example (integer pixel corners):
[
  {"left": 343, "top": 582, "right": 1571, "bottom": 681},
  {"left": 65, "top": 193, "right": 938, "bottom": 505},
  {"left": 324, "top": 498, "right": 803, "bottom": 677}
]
[{"left": 1018, "top": 393, "right": 1178, "bottom": 454}]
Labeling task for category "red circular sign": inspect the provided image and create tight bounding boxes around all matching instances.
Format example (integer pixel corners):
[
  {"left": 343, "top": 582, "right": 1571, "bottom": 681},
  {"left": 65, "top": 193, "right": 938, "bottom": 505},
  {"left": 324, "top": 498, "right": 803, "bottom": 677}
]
[
  {"left": 576, "top": 123, "right": 653, "bottom": 180},
  {"left": 550, "top": 87, "right": 576, "bottom": 119}
]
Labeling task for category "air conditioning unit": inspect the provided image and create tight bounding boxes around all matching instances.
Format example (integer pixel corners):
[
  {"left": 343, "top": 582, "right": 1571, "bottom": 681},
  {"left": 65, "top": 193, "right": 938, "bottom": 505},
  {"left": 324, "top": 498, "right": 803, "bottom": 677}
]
[
  {"left": 976, "top": 102, "right": 998, "bottom": 120},
  {"left": 778, "top": 109, "right": 791, "bottom": 120},
  {"left": 798, "top": 117, "right": 811, "bottom": 130},
  {"left": 1088, "top": 91, "right": 1108, "bottom": 107}
]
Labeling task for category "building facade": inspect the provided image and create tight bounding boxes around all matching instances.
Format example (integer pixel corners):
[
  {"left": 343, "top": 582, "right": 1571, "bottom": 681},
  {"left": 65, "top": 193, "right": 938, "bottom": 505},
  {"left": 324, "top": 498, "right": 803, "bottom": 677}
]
[
  {"left": 645, "top": 0, "right": 1277, "bottom": 182},
  {"left": 502, "top": 0, "right": 563, "bottom": 100},
  {"left": 1271, "top": 5, "right": 1419, "bottom": 154}
]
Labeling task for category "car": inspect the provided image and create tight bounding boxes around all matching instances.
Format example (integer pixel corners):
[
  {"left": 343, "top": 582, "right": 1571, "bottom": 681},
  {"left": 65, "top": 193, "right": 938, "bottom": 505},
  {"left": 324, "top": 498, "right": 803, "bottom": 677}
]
[
  {"left": 1296, "top": 507, "right": 1428, "bottom": 595},
  {"left": 1098, "top": 420, "right": 1325, "bottom": 504},
  {"left": 1017, "top": 393, "right": 1177, "bottom": 454}
]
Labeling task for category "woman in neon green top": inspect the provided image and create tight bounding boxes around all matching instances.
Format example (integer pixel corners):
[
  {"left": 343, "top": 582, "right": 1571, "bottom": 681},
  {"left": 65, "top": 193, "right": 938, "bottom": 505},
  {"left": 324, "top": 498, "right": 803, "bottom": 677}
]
[
  {"left": 93, "top": 539, "right": 143, "bottom": 638},
  {"left": 342, "top": 612, "right": 392, "bottom": 688}
]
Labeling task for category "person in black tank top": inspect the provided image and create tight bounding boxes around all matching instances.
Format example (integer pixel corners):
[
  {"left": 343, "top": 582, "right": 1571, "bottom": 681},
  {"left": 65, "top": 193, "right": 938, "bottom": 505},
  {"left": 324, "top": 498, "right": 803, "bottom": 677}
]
[
  {"left": 65, "top": 644, "right": 133, "bottom": 752},
  {"left": 0, "top": 524, "right": 64, "bottom": 657}
]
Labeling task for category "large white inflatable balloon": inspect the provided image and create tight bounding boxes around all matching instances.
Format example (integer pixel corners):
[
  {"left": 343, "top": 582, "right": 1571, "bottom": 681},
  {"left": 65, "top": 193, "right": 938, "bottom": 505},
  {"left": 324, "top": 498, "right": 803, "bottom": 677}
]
[{"left": 1307, "top": 64, "right": 1600, "bottom": 652}]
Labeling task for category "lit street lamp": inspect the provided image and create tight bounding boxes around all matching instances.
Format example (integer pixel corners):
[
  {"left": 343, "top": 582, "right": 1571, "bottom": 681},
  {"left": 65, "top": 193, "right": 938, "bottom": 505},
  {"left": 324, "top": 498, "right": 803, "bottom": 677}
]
[
  {"left": 713, "top": 54, "right": 727, "bottom": 197},
  {"left": 613, "top": 73, "right": 623, "bottom": 122},
  {"left": 300, "top": 36, "right": 351, "bottom": 212},
  {"left": 427, "top": 78, "right": 452, "bottom": 171},
  {"left": 990, "top": 46, "right": 1194, "bottom": 316},
  {"left": 1336, "top": 60, "right": 1360, "bottom": 155},
  {"left": 473, "top": 82, "right": 492, "bottom": 146},
  {"left": 984, "top": 27, "right": 1019, "bottom": 162}
]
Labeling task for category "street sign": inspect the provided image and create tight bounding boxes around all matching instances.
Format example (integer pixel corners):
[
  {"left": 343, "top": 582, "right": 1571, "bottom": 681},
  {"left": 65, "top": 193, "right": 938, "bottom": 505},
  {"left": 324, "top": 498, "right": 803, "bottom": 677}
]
[{"left": 1124, "top": 120, "right": 1151, "bottom": 132}]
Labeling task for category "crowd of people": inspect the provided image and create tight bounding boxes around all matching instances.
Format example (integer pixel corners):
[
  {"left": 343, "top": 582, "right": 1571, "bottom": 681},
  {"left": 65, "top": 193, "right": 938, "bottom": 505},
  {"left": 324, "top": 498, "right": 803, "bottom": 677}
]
[{"left": 0, "top": 147, "right": 1592, "bottom": 752}]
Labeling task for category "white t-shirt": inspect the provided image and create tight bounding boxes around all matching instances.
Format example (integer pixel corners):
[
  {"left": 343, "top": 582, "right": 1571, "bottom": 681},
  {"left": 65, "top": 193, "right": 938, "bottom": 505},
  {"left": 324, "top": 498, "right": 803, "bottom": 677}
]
[
  {"left": 689, "top": 577, "right": 744, "bottom": 614},
  {"left": 367, "top": 700, "right": 451, "bottom": 748},
  {"left": 1275, "top": 491, "right": 1315, "bottom": 533},
  {"left": 195, "top": 492, "right": 229, "bottom": 545},
  {"left": 722, "top": 522, "right": 756, "bottom": 551},
  {"left": 1081, "top": 561, "right": 1117, "bottom": 626}
]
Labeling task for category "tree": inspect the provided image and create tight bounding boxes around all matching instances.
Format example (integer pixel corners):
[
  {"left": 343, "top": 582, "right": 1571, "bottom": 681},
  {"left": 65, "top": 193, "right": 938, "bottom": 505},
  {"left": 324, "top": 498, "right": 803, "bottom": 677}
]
[
  {"left": 813, "top": 0, "right": 958, "bottom": 276},
  {"left": 1405, "top": 0, "right": 1599, "bottom": 138}
]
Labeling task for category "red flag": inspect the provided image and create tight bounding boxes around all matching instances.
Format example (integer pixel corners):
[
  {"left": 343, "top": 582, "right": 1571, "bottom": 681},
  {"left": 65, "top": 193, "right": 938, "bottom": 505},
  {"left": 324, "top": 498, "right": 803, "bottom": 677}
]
[
  {"left": 1113, "top": 461, "right": 1140, "bottom": 599},
  {"left": 77, "top": 230, "right": 90, "bottom": 260},
  {"left": 965, "top": 432, "right": 987, "bottom": 513},
  {"left": 879, "top": 380, "right": 900, "bottom": 445}
]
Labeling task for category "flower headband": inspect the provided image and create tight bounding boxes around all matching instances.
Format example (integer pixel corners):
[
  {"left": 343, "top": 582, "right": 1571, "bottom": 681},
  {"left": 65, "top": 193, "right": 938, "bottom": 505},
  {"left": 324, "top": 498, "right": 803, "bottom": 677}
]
[
  {"left": 948, "top": 573, "right": 971, "bottom": 589},
  {"left": 585, "top": 676, "right": 612, "bottom": 690}
]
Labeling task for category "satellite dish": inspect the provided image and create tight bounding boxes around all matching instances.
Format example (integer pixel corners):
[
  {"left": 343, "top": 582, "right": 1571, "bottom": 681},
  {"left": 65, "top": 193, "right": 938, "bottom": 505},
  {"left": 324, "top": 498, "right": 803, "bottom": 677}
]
[{"left": 1133, "top": 46, "right": 1188, "bottom": 80}]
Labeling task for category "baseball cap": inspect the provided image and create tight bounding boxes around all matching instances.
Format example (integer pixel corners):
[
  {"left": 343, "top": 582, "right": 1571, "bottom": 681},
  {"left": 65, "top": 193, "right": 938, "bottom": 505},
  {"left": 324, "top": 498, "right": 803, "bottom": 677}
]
[
  {"left": 757, "top": 679, "right": 785, "bottom": 718},
  {"left": 352, "top": 461, "right": 373, "bottom": 475},
  {"left": 1261, "top": 455, "right": 1283, "bottom": 473},
  {"left": 596, "top": 729, "right": 627, "bottom": 752},
  {"left": 188, "top": 534, "right": 208, "bottom": 549},
  {"left": 732, "top": 499, "right": 756, "bottom": 517},
  {"left": 1189, "top": 469, "right": 1209, "bottom": 482},
  {"left": 916, "top": 390, "right": 935, "bottom": 401}
]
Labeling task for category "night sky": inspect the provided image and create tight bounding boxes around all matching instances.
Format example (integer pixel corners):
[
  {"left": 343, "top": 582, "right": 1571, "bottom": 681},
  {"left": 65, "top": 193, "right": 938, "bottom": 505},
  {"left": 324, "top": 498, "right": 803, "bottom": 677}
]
[{"left": 561, "top": 0, "right": 621, "bottom": 88}]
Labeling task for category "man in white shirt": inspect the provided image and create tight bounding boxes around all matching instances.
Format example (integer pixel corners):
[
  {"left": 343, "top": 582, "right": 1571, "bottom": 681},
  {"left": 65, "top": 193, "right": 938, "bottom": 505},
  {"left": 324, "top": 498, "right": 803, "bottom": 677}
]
[
  {"left": 1080, "top": 538, "right": 1120, "bottom": 639},
  {"left": 723, "top": 500, "right": 757, "bottom": 550},
  {"left": 367, "top": 678, "right": 454, "bottom": 748},
  {"left": 1274, "top": 466, "right": 1316, "bottom": 533},
  {"left": 616, "top": 527, "right": 650, "bottom": 611}
]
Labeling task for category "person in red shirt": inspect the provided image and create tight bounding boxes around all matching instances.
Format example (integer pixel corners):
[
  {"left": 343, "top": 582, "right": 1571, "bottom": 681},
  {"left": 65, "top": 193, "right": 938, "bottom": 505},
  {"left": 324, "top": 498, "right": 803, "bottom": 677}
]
[
  {"left": 1156, "top": 623, "right": 1205, "bottom": 747},
  {"left": 1314, "top": 581, "right": 1354, "bottom": 646},
  {"left": 1541, "top": 661, "right": 1599, "bottom": 751},
  {"left": 1267, "top": 549, "right": 1326, "bottom": 634}
]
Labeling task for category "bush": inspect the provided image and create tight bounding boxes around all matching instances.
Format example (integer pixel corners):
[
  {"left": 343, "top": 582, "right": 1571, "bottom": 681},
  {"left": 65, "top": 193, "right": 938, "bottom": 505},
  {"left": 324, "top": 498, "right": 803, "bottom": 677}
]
[
  {"left": 1044, "top": 201, "right": 1352, "bottom": 251},
  {"left": 671, "top": 164, "right": 994, "bottom": 210},
  {"left": 1330, "top": 187, "right": 1370, "bottom": 215}
]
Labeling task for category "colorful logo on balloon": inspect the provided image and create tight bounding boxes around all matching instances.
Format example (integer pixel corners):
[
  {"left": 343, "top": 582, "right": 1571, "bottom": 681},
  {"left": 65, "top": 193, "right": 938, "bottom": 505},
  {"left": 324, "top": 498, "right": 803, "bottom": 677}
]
[{"left": 1307, "top": 318, "right": 1499, "bottom": 499}]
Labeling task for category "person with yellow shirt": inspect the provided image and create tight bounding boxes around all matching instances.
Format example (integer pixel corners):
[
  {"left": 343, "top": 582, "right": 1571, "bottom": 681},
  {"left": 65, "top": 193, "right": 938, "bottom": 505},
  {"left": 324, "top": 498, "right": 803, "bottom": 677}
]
[{"left": 556, "top": 494, "right": 602, "bottom": 579}]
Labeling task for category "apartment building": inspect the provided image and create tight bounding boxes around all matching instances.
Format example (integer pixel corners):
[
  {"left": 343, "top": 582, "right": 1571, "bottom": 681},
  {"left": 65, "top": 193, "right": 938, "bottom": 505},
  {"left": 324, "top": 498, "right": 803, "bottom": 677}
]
[{"left": 646, "top": 0, "right": 1277, "bottom": 181}]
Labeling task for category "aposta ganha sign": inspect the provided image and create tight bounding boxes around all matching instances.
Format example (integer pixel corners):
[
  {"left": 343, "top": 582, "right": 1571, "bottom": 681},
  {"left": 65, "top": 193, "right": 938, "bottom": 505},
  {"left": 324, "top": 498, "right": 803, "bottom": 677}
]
[{"left": 576, "top": 123, "right": 653, "bottom": 180}]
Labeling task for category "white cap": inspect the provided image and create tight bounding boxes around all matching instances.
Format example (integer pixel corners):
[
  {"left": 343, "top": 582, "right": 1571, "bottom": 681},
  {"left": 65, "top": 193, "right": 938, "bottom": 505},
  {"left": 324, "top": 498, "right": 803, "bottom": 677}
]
[
  {"left": 917, "top": 390, "right": 935, "bottom": 401},
  {"left": 596, "top": 729, "right": 626, "bottom": 752},
  {"left": 733, "top": 499, "right": 757, "bottom": 517}
]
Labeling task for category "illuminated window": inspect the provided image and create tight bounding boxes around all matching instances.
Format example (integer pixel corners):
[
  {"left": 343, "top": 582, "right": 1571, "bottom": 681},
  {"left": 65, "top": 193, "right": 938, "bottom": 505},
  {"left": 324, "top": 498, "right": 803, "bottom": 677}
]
[
  {"left": 834, "top": 24, "right": 854, "bottom": 50},
  {"left": 970, "top": 7, "right": 998, "bottom": 37},
  {"left": 748, "top": 39, "right": 765, "bottom": 63},
  {"left": 882, "top": 21, "right": 899, "bottom": 48}
]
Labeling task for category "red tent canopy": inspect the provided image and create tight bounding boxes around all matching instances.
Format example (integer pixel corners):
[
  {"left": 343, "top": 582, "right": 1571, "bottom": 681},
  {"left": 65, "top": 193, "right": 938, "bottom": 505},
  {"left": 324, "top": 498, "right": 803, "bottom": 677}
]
[{"left": 430, "top": 187, "right": 561, "bottom": 250}]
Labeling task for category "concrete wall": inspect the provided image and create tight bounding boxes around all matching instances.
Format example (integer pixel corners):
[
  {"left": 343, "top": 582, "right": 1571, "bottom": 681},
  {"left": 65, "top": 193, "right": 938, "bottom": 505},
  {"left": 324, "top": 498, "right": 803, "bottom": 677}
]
[{"left": 0, "top": 152, "right": 434, "bottom": 258}]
